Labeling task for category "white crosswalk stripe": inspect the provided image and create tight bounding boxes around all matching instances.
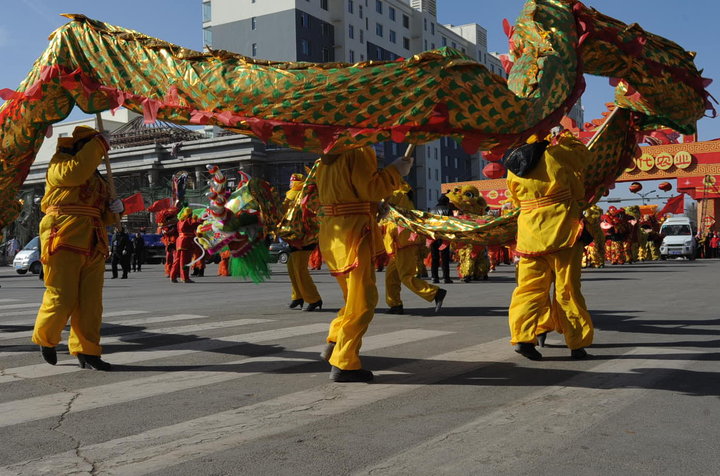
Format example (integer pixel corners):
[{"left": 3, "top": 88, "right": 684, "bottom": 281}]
[{"left": 0, "top": 309, "right": 148, "bottom": 325}]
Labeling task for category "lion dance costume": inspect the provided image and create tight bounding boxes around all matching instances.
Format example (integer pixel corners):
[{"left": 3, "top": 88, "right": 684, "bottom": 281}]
[
  {"left": 448, "top": 185, "right": 490, "bottom": 282},
  {"left": 582, "top": 205, "right": 604, "bottom": 268}
]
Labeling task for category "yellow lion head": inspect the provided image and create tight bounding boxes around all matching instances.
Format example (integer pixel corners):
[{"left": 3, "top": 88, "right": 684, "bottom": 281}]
[
  {"left": 448, "top": 185, "right": 487, "bottom": 215},
  {"left": 584, "top": 204, "right": 602, "bottom": 224}
]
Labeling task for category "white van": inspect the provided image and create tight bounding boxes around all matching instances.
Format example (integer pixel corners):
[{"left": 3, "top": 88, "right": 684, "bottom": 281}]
[
  {"left": 12, "top": 236, "right": 42, "bottom": 274},
  {"left": 659, "top": 216, "right": 696, "bottom": 260}
]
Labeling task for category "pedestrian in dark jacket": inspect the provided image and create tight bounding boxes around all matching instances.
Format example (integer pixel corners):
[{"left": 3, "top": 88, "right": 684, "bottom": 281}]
[
  {"left": 111, "top": 227, "right": 134, "bottom": 279},
  {"left": 429, "top": 194, "right": 455, "bottom": 284},
  {"left": 132, "top": 232, "right": 145, "bottom": 272}
]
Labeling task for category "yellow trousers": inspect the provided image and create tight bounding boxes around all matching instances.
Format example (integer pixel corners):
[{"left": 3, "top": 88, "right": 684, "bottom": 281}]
[
  {"left": 508, "top": 244, "right": 593, "bottom": 350},
  {"left": 385, "top": 247, "right": 438, "bottom": 307},
  {"left": 287, "top": 250, "right": 321, "bottom": 303},
  {"left": 327, "top": 240, "right": 376, "bottom": 370},
  {"left": 32, "top": 249, "right": 106, "bottom": 356}
]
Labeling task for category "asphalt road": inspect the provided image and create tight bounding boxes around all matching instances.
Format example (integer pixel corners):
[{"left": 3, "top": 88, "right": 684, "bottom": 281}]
[{"left": 0, "top": 258, "right": 718, "bottom": 475}]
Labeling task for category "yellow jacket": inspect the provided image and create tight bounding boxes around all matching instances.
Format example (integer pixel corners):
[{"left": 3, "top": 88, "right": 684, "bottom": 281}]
[
  {"left": 317, "top": 147, "right": 401, "bottom": 275},
  {"left": 39, "top": 136, "right": 115, "bottom": 259},
  {"left": 508, "top": 135, "right": 590, "bottom": 256}
]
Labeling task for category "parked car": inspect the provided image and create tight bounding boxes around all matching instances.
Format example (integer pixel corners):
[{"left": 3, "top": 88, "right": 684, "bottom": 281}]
[
  {"left": 659, "top": 216, "right": 696, "bottom": 260},
  {"left": 13, "top": 236, "right": 42, "bottom": 275},
  {"left": 268, "top": 241, "right": 291, "bottom": 264}
]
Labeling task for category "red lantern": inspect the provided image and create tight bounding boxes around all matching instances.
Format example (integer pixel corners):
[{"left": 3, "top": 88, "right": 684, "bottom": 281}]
[
  {"left": 629, "top": 182, "right": 642, "bottom": 193},
  {"left": 658, "top": 181, "right": 672, "bottom": 192},
  {"left": 603, "top": 189, "right": 610, "bottom": 197},
  {"left": 482, "top": 150, "right": 503, "bottom": 162},
  {"left": 483, "top": 162, "right": 506, "bottom": 179}
]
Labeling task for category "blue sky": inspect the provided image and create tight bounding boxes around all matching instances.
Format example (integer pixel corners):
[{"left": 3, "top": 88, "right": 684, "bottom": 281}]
[{"left": 1, "top": 0, "right": 717, "bottom": 206}]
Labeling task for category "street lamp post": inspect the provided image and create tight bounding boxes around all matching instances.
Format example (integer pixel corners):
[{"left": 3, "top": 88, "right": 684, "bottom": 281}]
[{"left": 632, "top": 189, "right": 657, "bottom": 205}]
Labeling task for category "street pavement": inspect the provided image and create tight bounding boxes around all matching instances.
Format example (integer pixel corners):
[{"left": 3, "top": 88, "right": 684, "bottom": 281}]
[{"left": 0, "top": 258, "right": 719, "bottom": 475}]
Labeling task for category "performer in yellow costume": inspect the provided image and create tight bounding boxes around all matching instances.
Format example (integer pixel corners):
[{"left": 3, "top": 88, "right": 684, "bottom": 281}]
[
  {"left": 581, "top": 204, "right": 605, "bottom": 268},
  {"left": 506, "top": 130, "right": 594, "bottom": 361},
  {"left": 283, "top": 173, "right": 322, "bottom": 311},
  {"left": 448, "top": 185, "right": 490, "bottom": 282},
  {"left": 32, "top": 126, "right": 123, "bottom": 371},
  {"left": 317, "top": 146, "right": 411, "bottom": 382},
  {"left": 383, "top": 184, "right": 446, "bottom": 315}
]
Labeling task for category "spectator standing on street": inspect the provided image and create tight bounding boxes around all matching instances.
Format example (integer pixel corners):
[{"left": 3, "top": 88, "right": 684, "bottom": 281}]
[
  {"left": 429, "top": 194, "right": 454, "bottom": 284},
  {"left": 111, "top": 227, "right": 133, "bottom": 279},
  {"left": 132, "top": 232, "right": 145, "bottom": 272},
  {"left": 711, "top": 231, "right": 720, "bottom": 258}
]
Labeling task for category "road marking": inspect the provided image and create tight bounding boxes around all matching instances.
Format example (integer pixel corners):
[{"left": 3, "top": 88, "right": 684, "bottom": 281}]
[
  {"left": 0, "top": 299, "right": 21, "bottom": 303},
  {"left": 0, "top": 314, "right": 210, "bottom": 343},
  {"left": 357, "top": 347, "right": 697, "bottom": 475},
  {"left": 0, "top": 329, "right": 449, "bottom": 428},
  {"left": 0, "top": 309, "right": 148, "bottom": 325},
  {"left": 0, "top": 318, "right": 268, "bottom": 358},
  {"left": 0, "top": 323, "right": 330, "bottom": 383},
  {"left": 0, "top": 345, "right": 698, "bottom": 475}
]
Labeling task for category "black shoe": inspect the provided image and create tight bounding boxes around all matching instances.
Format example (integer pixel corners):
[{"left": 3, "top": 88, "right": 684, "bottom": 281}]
[
  {"left": 41, "top": 346, "right": 57, "bottom": 366},
  {"left": 432, "top": 278, "right": 440, "bottom": 284},
  {"left": 387, "top": 305, "right": 404, "bottom": 315},
  {"left": 305, "top": 300, "right": 323, "bottom": 312},
  {"left": 320, "top": 342, "right": 336, "bottom": 361},
  {"left": 111, "top": 276, "right": 118, "bottom": 279},
  {"left": 443, "top": 278, "right": 454, "bottom": 284},
  {"left": 329, "top": 366, "right": 373, "bottom": 382},
  {"left": 515, "top": 343, "right": 543, "bottom": 361},
  {"left": 183, "top": 279, "right": 195, "bottom": 283},
  {"left": 537, "top": 332, "right": 548, "bottom": 348},
  {"left": 288, "top": 299, "right": 304, "bottom": 309},
  {"left": 77, "top": 354, "right": 112, "bottom": 371},
  {"left": 121, "top": 275, "right": 128, "bottom": 279},
  {"left": 571, "top": 348, "right": 590, "bottom": 360},
  {"left": 434, "top": 288, "right": 447, "bottom": 313}
]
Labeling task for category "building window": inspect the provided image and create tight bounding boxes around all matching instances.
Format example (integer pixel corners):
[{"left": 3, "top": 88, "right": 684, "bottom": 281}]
[
  {"left": 301, "top": 39, "right": 310, "bottom": 55},
  {"left": 424, "top": 39, "right": 427, "bottom": 50},
  {"left": 375, "top": 47, "right": 381, "bottom": 59},
  {"left": 359, "top": 5, "right": 363, "bottom": 19},
  {"left": 321, "top": 0, "right": 328, "bottom": 10},
  {"left": 428, "top": 168, "right": 431, "bottom": 179},
  {"left": 441, "top": 37, "right": 447, "bottom": 47},
  {"left": 424, "top": 18, "right": 427, "bottom": 31},
  {"left": 360, "top": 29, "right": 364, "bottom": 43},
  {"left": 360, "top": 53, "right": 365, "bottom": 61},
  {"left": 403, "top": 37, "right": 410, "bottom": 49},
  {"left": 348, "top": 24, "right": 354, "bottom": 39},
  {"left": 203, "top": 27, "right": 212, "bottom": 46},
  {"left": 431, "top": 43, "right": 435, "bottom": 49},
  {"left": 300, "top": 13, "right": 309, "bottom": 28},
  {"left": 389, "top": 30, "right": 396, "bottom": 43},
  {"left": 402, "top": 14, "right": 409, "bottom": 28},
  {"left": 376, "top": 0, "right": 383, "bottom": 14},
  {"left": 251, "top": 17, "right": 256, "bottom": 30},
  {"left": 431, "top": 23, "right": 435, "bottom": 35},
  {"left": 454, "top": 157, "right": 458, "bottom": 168},
  {"left": 389, "top": 6, "right": 396, "bottom": 21},
  {"left": 451, "top": 41, "right": 456, "bottom": 49},
  {"left": 349, "top": 50, "right": 355, "bottom": 62},
  {"left": 321, "top": 23, "right": 331, "bottom": 37},
  {"left": 252, "top": 43, "right": 257, "bottom": 56},
  {"left": 322, "top": 47, "right": 331, "bottom": 62},
  {"left": 444, "top": 156, "right": 448, "bottom": 167},
  {"left": 376, "top": 23, "right": 383, "bottom": 37},
  {"left": 202, "top": 2, "right": 211, "bottom": 22},
  {"left": 348, "top": 0, "right": 354, "bottom": 14},
  {"left": 435, "top": 169, "right": 439, "bottom": 180}
]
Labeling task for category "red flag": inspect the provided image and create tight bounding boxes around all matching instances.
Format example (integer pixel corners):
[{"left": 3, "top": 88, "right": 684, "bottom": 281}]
[
  {"left": 659, "top": 194, "right": 685, "bottom": 216},
  {"left": 147, "top": 197, "right": 172, "bottom": 213},
  {"left": 122, "top": 193, "right": 146, "bottom": 215}
]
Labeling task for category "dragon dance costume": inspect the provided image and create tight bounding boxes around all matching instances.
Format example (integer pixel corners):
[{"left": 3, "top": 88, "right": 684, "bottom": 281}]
[
  {"left": 32, "top": 126, "right": 117, "bottom": 369},
  {"left": 383, "top": 185, "right": 442, "bottom": 314},
  {"left": 317, "top": 146, "right": 403, "bottom": 378},
  {"left": 283, "top": 173, "right": 321, "bottom": 310},
  {"left": 507, "top": 133, "right": 594, "bottom": 359}
]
